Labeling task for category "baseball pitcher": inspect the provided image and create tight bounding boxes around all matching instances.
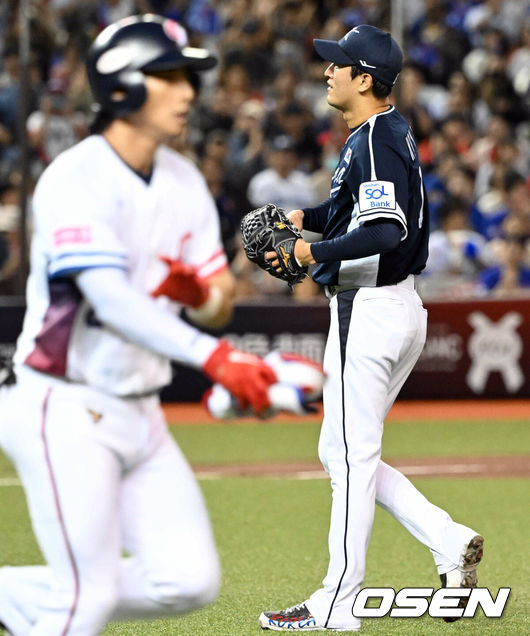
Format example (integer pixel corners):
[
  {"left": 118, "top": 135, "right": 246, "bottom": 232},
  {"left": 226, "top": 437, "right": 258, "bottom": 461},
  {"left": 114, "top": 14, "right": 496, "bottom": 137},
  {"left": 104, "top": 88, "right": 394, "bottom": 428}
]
[{"left": 250, "top": 25, "right": 484, "bottom": 632}]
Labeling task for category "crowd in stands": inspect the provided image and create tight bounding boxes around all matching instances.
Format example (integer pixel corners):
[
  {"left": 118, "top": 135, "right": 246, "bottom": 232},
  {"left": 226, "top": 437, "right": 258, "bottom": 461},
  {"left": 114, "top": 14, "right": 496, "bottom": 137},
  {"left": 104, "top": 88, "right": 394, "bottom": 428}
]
[{"left": 0, "top": 0, "right": 528, "bottom": 300}]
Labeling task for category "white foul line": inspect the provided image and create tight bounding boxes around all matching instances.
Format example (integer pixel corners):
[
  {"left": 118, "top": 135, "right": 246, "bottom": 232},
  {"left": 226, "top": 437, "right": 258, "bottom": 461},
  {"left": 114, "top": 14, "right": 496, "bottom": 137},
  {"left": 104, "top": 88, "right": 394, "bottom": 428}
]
[
  {"left": 0, "top": 463, "right": 509, "bottom": 487},
  {"left": 397, "top": 464, "right": 484, "bottom": 475},
  {"left": 0, "top": 477, "right": 21, "bottom": 487}
]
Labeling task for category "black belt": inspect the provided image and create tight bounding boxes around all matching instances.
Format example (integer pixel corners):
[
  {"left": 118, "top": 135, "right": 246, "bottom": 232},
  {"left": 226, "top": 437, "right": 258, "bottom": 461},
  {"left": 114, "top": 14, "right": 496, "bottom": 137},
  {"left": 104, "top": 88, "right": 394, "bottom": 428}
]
[
  {"left": 324, "top": 283, "right": 359, "bottom": 298},
  {"left": 325, "top": 275, "right": 416, "bottom": 298}
]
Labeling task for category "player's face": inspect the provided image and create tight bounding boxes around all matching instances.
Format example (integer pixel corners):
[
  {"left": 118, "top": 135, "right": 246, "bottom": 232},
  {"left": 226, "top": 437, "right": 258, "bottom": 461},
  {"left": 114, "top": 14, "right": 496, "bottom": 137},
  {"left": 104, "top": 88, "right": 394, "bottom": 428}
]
[
  {"left": 132, "top": 68, "right": 195, "bottom": 140},
  {"left": 324, "top": 63, "right": 355, "bottom": 111}
]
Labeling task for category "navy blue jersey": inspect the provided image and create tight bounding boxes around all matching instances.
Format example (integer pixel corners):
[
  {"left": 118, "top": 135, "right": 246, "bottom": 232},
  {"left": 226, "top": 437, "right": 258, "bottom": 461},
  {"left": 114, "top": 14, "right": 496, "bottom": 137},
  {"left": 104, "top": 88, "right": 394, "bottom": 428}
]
[{"left": 307, "top": 106, "right": 429, "bottom": 287}]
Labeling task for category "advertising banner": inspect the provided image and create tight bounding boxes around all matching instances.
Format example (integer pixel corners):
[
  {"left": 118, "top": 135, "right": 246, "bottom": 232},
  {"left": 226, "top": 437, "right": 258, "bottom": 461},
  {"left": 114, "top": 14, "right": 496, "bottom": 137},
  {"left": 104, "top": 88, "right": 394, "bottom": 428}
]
[{"left": 0, "top": 297, "right": 528, "bottom": 400}]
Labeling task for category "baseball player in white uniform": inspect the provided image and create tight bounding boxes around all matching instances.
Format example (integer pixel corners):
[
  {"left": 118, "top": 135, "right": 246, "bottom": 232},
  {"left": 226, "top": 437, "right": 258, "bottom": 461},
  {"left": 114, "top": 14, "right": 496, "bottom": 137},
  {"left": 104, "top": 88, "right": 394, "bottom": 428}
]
[
  {"left": 0, "top": 15, "right": 278, "bottom": 636},
  {"left": 260, "top": 26, "right": 483, "bottom": 631}
]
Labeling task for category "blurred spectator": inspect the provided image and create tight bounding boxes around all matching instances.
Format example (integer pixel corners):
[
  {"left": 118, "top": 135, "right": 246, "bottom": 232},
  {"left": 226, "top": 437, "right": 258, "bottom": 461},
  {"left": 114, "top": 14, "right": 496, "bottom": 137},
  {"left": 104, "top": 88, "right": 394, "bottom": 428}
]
[
  {"left": 218, "top": 62, "right": 263, "bottom": 113},
  {"left": 200, "top": 154, "right": 240, "bottom": 264},
  {"left": 264, "top": 100, "right": 321, "bottom": 172},
  {"left": 195, "top": 84, "right": 235, "bottom": 137},
  {"left": 423, "top": 196, "right": 488, "bottom": 298},
  {"left": 477, "top": 61, "right": 526, "bottom": 125},
  {"left": 97, "top": 0, "right": 136, "bottom": 28},
  {"left": 311, "top": 142, "right": 339, "bottom": 203},
  {"left": 445, "top": 165, "right": 476, "bottom": 207},
  {"left": 470, "top": 115, "right": 512, "bottom": 195},
  {"left": 472, "top": 168, "right": 530, "bottom": 243},
  {"left": 185, "top": 0, "right": 223, "bottom": 37},
  {"left": 227, "top": 99, "right": 266, "bottom": 170},
  {"left": 0, "top": 172, "right": 22, "bottom": 294},
  {"left": 444, "top": 71, "right": 478, "bottom": 122},
  {"left": 265, "top": 66, "right": 298, "bottom": 111},
  {"left": 0, "top": 0, "right": 528, "bottom": 303},
  {"left": 247, "top": 134, "right": 317, "bottom": 211},
  {"left": 27, "top": 82, "right": 87, "bottom": 170},
  {"left": 271, "top": 0, "right": 317, "bottom": 74},
  {"left": 222, "top": 16, "right": 275, "bottom": 89},
  {"left": 0, "top": 45, "right": 41, "bottom": 168},
  {"left": 398, "top": 63, "right": 435, "bottom": 143},
  {"left": 408, "top": 2, "right": 470, "bottom": 85},
  {"left": 272, "top": 0, "right": 316, "bottom": 43},
  {"left": 440, "top": 113, "right": 476, "bottom": 163},
  {"left": 464, "top": 0, "right": 527, "bottom": 46},
  {"left": 478, "top": 231, "right": 530, "bottom": 297},
  {"left": 506, "top": 21, "right": 530, "bottom": 104},
  {"left": 311, "top": 110, "right": 348, "bottom": 202},
  {"left": 503, "top": 169, "right": 530, "bottom": 226},
  {"left": 226, "top": 99, "right": 267, "bottom": 210}
]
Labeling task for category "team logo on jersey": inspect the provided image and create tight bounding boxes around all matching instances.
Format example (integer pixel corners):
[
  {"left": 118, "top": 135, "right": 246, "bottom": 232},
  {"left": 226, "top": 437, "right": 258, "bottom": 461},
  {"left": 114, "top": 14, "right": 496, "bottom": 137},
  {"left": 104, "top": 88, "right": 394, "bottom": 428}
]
[
  {"left": 53, "top": 227, "right": 92, "bottom": 246},
  {"left": 87, "top": 409, "right": 103, "bottom": 424},
  {"left": 344, "top": 147, "right": 352, "bottom": 165},
  {"left": 359, "top": 180, "right": 396, "bottom": 211},
  {"left": 163, "top": 19, "right": 188, "bottom": 46}
]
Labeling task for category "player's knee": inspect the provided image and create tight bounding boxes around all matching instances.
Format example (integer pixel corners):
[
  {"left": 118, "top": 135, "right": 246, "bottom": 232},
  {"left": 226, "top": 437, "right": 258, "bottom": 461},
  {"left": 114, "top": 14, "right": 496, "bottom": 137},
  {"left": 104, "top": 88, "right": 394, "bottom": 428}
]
[
  {"left": 149, "top": 563, "right": 221, "bottom": 611},
  {"left": 184, "top": 565, "right": 220, "bottom": 608}
]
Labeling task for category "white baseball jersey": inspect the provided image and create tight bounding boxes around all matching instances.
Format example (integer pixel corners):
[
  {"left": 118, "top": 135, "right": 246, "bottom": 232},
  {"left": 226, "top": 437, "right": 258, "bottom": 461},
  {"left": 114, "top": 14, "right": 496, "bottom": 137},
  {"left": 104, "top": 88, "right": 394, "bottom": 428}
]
[{"left": 15, "top": 135, "right": 227, "bottom": 396}]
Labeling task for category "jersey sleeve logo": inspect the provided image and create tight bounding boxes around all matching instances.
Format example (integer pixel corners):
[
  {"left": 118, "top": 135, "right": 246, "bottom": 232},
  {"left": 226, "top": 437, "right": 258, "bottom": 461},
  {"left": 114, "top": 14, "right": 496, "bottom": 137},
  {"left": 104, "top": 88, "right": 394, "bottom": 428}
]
[
  {"left": 358, "top": 181, "right": 396, "bottom": 212},
  {"left": 53, "top": 226, "right": 92, "bottom": 246}
]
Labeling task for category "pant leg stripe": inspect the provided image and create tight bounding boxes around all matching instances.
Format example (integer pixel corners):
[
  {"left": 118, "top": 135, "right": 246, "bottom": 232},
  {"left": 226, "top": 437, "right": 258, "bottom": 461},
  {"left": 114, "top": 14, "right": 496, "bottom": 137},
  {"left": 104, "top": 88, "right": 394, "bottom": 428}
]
[
  {"left": 324, "top": 289, "right": 357, "bottom": 628},
  {"left": 40, "top": 387, "right": 80, "bottom": 636}
]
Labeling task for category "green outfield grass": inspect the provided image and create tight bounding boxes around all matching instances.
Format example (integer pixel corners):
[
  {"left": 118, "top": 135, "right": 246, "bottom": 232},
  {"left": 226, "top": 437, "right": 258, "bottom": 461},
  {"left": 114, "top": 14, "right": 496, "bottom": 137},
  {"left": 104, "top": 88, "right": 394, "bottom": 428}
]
[
  {"left": 171, "top": 418, "right": 530, "bottom": 465},
  {"left": 0, "top": 416, "right": 528, "bottom": 634}
]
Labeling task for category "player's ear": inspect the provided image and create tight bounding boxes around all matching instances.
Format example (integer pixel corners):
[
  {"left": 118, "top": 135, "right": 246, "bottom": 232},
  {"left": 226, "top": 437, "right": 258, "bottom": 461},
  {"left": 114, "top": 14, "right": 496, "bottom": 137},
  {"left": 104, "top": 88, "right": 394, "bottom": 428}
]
[{"left": 358, "top": 73, "right": 374, "bottom": 93}]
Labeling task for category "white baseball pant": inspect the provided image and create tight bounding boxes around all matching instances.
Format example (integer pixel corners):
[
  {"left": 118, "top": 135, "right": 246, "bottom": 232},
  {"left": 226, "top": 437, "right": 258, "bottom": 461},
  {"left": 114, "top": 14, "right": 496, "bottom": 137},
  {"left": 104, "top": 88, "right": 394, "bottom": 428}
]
[
  {"left": 0, "top": 368, "right": 220, "bottom": 635},
  {"left": 306, "top": 277, "right": 478, "bottom": 631}
]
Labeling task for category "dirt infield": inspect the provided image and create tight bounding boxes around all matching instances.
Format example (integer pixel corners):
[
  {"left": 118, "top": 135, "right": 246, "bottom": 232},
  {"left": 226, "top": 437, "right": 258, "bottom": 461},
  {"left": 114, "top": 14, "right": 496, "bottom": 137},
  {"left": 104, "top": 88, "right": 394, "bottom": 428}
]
[
  {"left": 193, "top": 455, "right": 530, "bottom": 480},
  {"left": 163, "top": 400, "right": 530, "bottom": 424},
  {"left": 163, "top": 400, "right": 530, "bottom": 479}
]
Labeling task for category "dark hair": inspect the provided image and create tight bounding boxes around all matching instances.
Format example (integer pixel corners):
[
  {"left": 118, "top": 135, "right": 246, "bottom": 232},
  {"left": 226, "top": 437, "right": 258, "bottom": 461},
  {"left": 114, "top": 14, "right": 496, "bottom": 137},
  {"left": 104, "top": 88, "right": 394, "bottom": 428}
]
[
  {"left": 437, "top": 195, "right": 469, "bottom": 220},
  {"left": 503, "top": 168, "right": 525, "bottom": 193},
  {"left": 350, "top": 65, "right": 391, "bottom": 98}
]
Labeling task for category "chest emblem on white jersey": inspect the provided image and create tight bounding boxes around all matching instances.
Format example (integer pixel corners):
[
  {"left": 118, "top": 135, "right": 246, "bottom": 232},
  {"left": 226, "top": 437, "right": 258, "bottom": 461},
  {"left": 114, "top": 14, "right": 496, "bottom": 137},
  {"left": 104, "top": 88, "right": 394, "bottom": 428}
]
[
  {"left": 358, "top": 180, "right": 396, "bottom": 211},
  {"left": 87, "top": 409, "right": 103, "bottom": 424}
]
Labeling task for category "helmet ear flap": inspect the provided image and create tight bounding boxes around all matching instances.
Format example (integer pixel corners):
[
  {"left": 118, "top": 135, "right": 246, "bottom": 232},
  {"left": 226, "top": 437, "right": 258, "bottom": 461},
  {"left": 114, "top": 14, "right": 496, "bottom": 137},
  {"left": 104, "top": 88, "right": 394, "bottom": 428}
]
[{"left": 105, "top": 70, "right": 147, "bottom": 117}]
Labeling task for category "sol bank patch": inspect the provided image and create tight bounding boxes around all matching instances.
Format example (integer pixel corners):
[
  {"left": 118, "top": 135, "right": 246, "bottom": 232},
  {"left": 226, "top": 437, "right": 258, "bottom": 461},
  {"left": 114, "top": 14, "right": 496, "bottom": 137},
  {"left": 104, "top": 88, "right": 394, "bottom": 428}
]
[{"left": 359, "top": 180, "right": 396, "bottom": 212}]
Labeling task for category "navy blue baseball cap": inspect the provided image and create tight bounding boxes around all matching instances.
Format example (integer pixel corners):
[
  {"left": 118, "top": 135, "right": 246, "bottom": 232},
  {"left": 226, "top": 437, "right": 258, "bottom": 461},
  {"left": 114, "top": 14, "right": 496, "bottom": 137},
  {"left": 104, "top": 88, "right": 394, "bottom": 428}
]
[{"left": 314, "top": 24, "right": 403, "bottom": 87}]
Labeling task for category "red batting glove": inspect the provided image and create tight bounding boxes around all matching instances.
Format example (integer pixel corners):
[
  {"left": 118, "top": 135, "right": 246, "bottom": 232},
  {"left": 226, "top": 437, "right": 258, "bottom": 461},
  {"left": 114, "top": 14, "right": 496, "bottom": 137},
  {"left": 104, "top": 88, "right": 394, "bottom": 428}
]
[
  {"left": 151, "top": 257, "right": 209, "bottom": 308},
  {"left": 202, "top": 341, "right": 277, "bottom": 415}
]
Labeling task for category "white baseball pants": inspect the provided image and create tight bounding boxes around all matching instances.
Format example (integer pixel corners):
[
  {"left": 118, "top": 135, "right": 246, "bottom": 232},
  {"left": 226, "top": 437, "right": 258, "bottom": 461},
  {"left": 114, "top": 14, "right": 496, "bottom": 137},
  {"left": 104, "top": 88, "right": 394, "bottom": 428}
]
[
  {"left": 0, "top": 368, "right": 220, "bottom": 635},
  {"left": 306, "top": 277, "right": 478, "bottom": 631}
]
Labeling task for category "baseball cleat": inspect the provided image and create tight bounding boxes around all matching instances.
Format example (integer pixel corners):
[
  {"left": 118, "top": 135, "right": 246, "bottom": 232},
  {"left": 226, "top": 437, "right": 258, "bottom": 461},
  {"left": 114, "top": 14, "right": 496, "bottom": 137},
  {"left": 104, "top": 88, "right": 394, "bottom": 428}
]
[
  {"left": 440, "top": 534, "right": 484, "bottom": 623},
  {"left": 259, "top": 602, "right": 358, "bottom": 631},
  {"left": 260, "top": 603, "right": 319, "bottom": 631}
]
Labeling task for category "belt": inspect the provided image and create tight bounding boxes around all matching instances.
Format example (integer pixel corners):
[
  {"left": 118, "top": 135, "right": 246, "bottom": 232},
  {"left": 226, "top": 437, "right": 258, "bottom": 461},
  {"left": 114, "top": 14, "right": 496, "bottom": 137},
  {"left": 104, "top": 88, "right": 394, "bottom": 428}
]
[
  {"left": 16, "top": 365, "right": 162, "bottom": 400},
  {"left": 324, "top": 274, "right": 416, "bottom": 298}
]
